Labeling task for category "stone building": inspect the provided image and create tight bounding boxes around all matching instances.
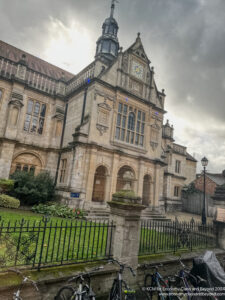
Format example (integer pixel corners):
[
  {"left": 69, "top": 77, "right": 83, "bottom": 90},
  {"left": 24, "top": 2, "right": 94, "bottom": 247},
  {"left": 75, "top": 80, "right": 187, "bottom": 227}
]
[{"left": 0, "top": 1, "right": 196, "bottom": 214}]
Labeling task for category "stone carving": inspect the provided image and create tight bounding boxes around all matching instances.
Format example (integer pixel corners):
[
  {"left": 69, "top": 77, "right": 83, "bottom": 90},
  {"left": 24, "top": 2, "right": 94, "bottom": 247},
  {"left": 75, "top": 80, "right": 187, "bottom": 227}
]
[
  {"left": 16, "top": 65, "right": 26, "bottom": 81},
  {"left": 122, "top": 53, "right": 128, "bottom": 72},
  {"left": 96, "top": 124, "right": 108, "bottom": 136},
  {"left": 150, "top": 122, "right": 160, "bottom": 150},
  {"left": 96, "top": 101, "right": 111, "bottom": 135}
]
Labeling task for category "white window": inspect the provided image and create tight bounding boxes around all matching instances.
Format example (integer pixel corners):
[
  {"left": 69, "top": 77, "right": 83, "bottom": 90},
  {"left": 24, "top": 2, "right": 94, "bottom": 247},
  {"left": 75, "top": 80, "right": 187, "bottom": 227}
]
[
  {"left": 175, "top": 160, "right": 181, "bottom": 173},
  {"left": 24, "top": 99, "right": 46, "bottom": 134},
  {"left": 174, "top": 186, "right": 180, "bottom": 197},
  {"left": 115, "top": 103, "right": 145, "bottom": 146}
]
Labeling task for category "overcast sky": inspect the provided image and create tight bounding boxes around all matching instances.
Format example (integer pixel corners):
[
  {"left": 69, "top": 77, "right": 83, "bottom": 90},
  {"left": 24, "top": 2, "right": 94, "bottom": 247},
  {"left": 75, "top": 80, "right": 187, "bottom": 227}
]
[{"left": 1, "top": 0, "right": 225, "bottom": 173}]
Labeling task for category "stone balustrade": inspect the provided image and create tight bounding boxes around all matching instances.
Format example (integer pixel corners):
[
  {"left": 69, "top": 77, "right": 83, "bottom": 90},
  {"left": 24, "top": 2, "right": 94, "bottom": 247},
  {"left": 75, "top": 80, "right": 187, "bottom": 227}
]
[
  {"left": 66, "top": 62, "right": 95, "bottom": 95},
  {"left": 0, "top": 57, "right": 96, "bottom": 97}
]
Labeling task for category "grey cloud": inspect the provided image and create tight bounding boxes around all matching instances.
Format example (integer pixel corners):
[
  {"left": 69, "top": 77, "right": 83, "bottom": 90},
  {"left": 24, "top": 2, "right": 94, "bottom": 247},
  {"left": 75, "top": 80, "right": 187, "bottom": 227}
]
[{"left": 0, "top": 0, "right": 225, "bottom": 172}]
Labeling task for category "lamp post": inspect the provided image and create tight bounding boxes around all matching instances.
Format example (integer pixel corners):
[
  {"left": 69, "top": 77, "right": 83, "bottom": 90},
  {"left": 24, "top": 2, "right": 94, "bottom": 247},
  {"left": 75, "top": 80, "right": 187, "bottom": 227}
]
[{"left": 201, "top": 156, "right": 208, "bottom": 225}]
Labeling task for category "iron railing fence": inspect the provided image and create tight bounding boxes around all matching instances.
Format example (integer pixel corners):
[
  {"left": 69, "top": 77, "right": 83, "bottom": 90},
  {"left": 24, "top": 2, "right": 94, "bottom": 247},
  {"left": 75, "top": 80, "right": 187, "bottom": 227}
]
[
  {"left": 0, "top": 217, "right": 114, "bottom": 271},
  {"left": 139, "top": 219, "right": 216, "bottom": 256}
]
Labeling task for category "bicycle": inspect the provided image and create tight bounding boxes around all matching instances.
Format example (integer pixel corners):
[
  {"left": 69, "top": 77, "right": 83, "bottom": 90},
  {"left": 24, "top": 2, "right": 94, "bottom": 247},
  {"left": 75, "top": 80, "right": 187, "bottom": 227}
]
[
  {"left": 8, "top": 268, "right": 39, "bottom": 300},
  {"left": 142, "top": 263, "right": 180, "bottom": 300},
  {"left": 54, "top": 266, "right": 103, "bottom": 300},
  {"left": 172, "top": 257, "right": 218, "bottom": 300},
  {"left": 108, "top": 258, "right": 136, "bottom": 300}
]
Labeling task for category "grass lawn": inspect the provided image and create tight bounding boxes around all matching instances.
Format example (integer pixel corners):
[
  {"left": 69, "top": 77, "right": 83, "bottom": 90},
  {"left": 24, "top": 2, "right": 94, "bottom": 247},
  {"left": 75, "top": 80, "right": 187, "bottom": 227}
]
[
  {"left": 0, "top": 207, "right": 70, "bottom": 223},
  {"left": 0, "top": 208, "right": 112, "bottom": 270},
  {"left": 139, "top": 225, "right": 216, "bottom": 256}
]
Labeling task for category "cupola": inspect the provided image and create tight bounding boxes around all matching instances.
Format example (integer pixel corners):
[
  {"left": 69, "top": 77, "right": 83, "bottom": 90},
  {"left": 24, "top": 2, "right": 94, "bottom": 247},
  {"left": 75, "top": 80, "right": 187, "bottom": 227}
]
[{"left": 95, "top": 0, "right": 120, "bottom": 64}]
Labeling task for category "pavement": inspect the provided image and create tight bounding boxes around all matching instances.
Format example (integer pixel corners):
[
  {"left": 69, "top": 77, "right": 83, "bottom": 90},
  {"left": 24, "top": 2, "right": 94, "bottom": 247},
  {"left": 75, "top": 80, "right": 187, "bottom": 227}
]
[{"left": 166, "top": 211, "right": 214, "bottom": 223}]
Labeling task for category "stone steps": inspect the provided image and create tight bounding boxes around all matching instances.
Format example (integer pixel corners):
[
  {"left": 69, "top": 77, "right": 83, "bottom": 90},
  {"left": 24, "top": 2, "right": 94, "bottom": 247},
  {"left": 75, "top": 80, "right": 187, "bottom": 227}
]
[
  {"left": 141, "top": 210, "right": 171, "bottom": 222},
  {"left": 85, "top": 208, "right": 110, "bottom": 220}
]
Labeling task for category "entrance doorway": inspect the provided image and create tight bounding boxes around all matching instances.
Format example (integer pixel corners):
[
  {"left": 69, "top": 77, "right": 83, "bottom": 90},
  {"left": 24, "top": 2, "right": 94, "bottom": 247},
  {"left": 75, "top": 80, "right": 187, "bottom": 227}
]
[
  {"left": 92, "top": 166, "right": 107, "bottom": 202},
  {"left": 142, "top": 174, "right": 151, "bottom": 206}
]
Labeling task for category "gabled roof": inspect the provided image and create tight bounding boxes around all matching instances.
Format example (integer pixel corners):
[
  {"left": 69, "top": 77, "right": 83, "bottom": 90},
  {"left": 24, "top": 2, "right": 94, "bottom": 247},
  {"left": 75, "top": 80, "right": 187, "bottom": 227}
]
[
  {"left": 206, "top": 173, "right": 225, "bottom": 186},
  {"left": 186, "top": 152, "right": 197, "bottom": 162},
  {"left": 126, "top": 34, "right": 150, "bottom": 64},
  {"left": 0, "top": 40, "right": 74, "bottom": 81}
]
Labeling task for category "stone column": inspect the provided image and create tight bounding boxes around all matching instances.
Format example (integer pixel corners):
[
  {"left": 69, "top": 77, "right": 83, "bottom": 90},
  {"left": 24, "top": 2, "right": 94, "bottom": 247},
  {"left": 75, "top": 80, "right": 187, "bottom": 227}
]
[
  {"left": 0, "top": 141, "right": 15, "bottom": 178},
  {"left": 153, "top": 164, "right": 161, "bottom": 209},
  {"left": 108, "top": 199, "right": 146, "bottom": 269},
  {"left": 85, "top": 148, "right": 97, "bottom": 203},
  {"left": 137, "top": 160, "right": 144, "bottom": 197},
  {"left": 109, "top": 153, "right": 120, "bottom": 195}
]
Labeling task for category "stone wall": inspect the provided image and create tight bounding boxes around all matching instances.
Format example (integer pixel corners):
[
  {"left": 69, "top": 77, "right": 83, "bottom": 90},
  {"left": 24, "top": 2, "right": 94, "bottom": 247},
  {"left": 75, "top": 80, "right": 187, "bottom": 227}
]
[{"left": 0, "top": 249, "right": 224, "bottom": 300}]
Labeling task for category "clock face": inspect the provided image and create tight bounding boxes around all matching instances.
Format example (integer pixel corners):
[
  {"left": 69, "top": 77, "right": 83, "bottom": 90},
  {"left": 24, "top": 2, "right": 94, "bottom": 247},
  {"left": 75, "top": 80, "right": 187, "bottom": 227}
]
[{"left": 131, "top": 60, "right": 144, "bottom": 80}]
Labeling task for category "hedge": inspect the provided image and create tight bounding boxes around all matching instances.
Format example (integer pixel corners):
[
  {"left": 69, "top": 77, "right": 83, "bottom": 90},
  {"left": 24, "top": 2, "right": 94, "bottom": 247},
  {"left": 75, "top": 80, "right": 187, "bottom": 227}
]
[
  {"left": 0, "top": 179, "right": 14, "bottom": 193},
  {"left": 0, "top": 194, "right": 20, "bottom": 209}
]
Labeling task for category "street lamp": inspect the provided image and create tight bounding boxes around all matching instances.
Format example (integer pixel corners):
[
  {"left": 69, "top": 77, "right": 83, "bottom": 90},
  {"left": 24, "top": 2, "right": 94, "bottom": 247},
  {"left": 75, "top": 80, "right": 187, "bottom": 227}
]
[{"left": 201, "top": 156, "right": 208, "bottom": 225}]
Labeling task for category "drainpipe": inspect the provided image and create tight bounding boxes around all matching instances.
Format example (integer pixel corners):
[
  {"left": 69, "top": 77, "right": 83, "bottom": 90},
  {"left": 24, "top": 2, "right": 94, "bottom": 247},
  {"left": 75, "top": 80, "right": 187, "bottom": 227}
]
[
  {"left": 80, "top": 87, "right": 88, "bottom": 125},
  {"left": 54, "top": 100, "right": 69, "bottom": 186}
]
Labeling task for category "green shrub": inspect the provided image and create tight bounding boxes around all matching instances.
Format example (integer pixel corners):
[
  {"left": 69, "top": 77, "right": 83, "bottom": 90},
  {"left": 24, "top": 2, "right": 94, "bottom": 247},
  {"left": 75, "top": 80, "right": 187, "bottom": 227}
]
[
  {"left": 32, "top": 203, "right": 85, "bottom": 219},
  {"left": 10, "top": 171, "right": 55, "bottom": 205},
  {"left": 0, "top": 179, "right": 14, "bottom": 193},
  {"left": 112, "top": 190, "right": 137, "bottom": 198},
  {"left": 0, "top": 194, "right": 20, "bottom": 208}
]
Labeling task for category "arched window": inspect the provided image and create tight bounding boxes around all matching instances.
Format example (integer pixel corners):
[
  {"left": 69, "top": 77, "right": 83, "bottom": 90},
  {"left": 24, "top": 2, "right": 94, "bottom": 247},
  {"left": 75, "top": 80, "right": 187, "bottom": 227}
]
[
  {"left": 23, "top": 165, "right": 29, "bottom": 172},
  {"left": 109, "top": 25, "right": 114, "bottom": 34},
  {"left": 10, "top": 107, "right": 19, "bottom": 126},
  {"left": 97, "top": 43, "right": 101, "bottom": 53},
  {"left": 128, "top": 112, "right": 135, "bottom": 130},
  {"left": 16, "top": 164, "right": 21, "bottom": 172},
  {"left": 102, "top": 41, "right": 110, "bottom": 53},
  {"left": 104, "top": 25, "right": 109, "bottom": 34},
  {"left": 30, "top": 166, "right": 35, "bottom": 174},
  {"left": 110, "top": 42, "right": 116, "bottom": 55},
  {"left": 10, "top": 153, "right": 42, "bottom": 175}
]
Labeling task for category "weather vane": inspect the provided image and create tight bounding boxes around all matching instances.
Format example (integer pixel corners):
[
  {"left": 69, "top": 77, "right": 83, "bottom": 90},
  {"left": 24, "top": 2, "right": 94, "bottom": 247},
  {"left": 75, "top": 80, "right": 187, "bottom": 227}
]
[{"left": 110, "top": 0, "right": 119, "bottom": 18}]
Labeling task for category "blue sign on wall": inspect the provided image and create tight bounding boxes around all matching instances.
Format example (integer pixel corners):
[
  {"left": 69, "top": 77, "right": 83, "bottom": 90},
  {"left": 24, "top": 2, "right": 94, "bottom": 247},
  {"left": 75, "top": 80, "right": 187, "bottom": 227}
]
[{"left": 70, "top": 192, "right": 80, "bottom": 198}]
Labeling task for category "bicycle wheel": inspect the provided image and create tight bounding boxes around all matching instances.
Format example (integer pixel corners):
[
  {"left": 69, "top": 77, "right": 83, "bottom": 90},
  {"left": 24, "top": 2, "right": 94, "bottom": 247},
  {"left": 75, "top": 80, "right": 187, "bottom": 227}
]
[
  {"left": 123, "top": 280, "right": 136, "bottom": 300},
  {"left": 54, "top": 286, "right": 76, "bottom": 300},
  {"left": 109, "top": 279, "right": 119, "bottom": 300}
]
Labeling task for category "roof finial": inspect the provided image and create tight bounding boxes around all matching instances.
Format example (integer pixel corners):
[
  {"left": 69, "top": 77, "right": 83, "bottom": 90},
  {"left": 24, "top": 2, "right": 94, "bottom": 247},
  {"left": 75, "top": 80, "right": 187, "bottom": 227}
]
[{"left": 110, "top": 0, "right": 118, "bottom": 18}]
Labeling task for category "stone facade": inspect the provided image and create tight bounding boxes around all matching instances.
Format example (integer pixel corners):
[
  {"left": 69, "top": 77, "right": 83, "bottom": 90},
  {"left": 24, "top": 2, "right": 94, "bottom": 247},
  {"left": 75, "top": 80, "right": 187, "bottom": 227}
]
[{"left": 0, "top": 3, "right": 196, "bottom": 214}]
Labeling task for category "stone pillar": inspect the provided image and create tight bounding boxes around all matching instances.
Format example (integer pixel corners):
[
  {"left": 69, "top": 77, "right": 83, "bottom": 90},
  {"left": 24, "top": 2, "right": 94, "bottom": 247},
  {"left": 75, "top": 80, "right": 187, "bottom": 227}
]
[
  {"left": 137, "top": 160, "right": 144, "bottom": 197},
  {"left": 153, "top": 164, "right": 161, "bottom": 209},
  {"left": 110, "top": 153, "right": 119, "bottom": 195},
  {"left": 108, "top": 199, "right": 146, "bottom": 269},
  {"left": 0, "top": 141, "right": 15, "bottom": 178},
  {"left": 213, "top": 220, "right": 225, "bottom": 250},
  {"left": 85, "top": 148, "right": 97, "bottom": 203}
]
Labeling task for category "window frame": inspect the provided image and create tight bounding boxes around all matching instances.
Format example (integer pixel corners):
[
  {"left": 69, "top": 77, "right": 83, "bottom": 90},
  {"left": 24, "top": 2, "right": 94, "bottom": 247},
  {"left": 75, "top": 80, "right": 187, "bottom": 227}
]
[
  {"left": 59, "top": 159, "right": 67, "bottom": 183},
  {"left": 24, "top": 98, "right": 46, "bottom": 135},
  {"left": 15, "top": 163, "right": 36, "bottom": 174},
  {"left": 175, "top": 160, "right": 181, "bottom": 173},
  {"left": 115, "top": 102, "right": 145, "bottom": 147},
  {"left": 174, "top": 186, "right": 180, "bottom": 197}
]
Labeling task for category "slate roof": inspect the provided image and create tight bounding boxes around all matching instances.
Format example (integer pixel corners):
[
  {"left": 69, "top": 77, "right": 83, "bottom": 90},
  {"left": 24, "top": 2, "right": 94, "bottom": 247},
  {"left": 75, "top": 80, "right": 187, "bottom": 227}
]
[
  {"left": 207, "top": 173, "right": 225, "bottom": 186},
  {"left": 186, "top": 152, "right": 197, "bottom": 162},
  {"left": 0, "top": 40, "right": 74, "bottom": 81}
]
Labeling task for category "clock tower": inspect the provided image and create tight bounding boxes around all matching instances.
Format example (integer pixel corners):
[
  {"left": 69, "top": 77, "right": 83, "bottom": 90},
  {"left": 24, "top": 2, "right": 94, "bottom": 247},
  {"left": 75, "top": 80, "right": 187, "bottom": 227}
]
[{"left": 95, "top": 0, "right": 120, "bottom": 64}]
